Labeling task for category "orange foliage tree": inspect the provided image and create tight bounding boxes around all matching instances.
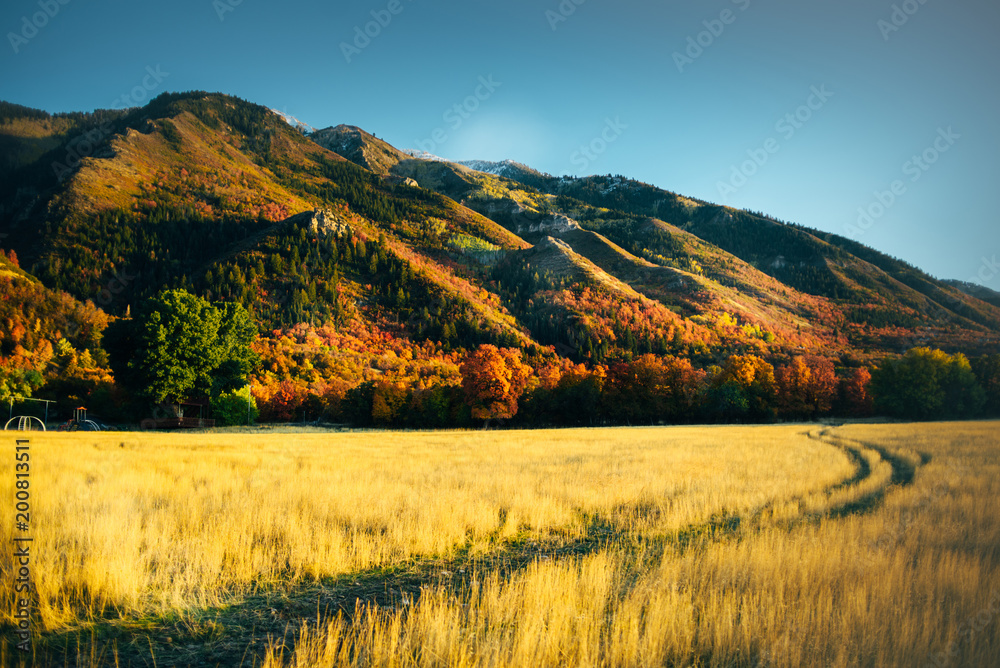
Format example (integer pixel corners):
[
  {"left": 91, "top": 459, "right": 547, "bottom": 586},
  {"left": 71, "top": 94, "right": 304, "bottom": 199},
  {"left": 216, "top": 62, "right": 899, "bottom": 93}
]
[
  {"left": 371, "top": 380, "right": 409, "bottom": 425},
  {"left": 775, "top": 355, "right": 838, "bottom": 418},
  {"left": 708, "top": 354, "right": 777, "bottom": 421},
  {"left": 460, "top": 345, "right": 532, "bottom": 425},
  {"left": 605, "top": 354, "right": 705, "bottom": 423}
]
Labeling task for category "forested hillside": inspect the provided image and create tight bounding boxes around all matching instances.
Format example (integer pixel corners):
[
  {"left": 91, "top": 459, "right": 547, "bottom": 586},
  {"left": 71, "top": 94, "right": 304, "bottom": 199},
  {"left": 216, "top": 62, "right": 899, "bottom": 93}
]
[{"left": 0, "top": 92, "right": 997, "bottom": 427}]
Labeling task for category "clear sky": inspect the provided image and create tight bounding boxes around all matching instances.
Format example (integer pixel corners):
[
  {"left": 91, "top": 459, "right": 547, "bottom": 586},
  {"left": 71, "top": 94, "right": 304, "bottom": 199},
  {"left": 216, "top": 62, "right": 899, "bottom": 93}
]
[{"left": 2, "top": 0, "right": 997, "bottom": 283}]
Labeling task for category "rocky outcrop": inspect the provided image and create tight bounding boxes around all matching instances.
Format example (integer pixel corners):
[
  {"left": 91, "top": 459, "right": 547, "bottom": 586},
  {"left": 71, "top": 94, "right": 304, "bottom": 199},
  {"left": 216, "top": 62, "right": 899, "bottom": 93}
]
[
  {"left": 382, "top": 174, "right": 419, "bottom": 187},
  {"left": 516, "top": 212, "right": 581, "bottom": 235},
  {"left": 285, "top": 209, "right": 352, "bottom": 238},
  {"left": 537, "top": 235, "right": 573, "bottom": 253},
  {"left": 712, "top": 209, "right": 735, "bottom": 226}
]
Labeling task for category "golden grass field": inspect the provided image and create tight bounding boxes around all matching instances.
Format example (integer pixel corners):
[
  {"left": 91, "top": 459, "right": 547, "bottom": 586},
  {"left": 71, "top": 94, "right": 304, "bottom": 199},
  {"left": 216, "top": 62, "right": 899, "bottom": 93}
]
[{"left": 1, "top": 422, "right": 998, "bottom": 667}]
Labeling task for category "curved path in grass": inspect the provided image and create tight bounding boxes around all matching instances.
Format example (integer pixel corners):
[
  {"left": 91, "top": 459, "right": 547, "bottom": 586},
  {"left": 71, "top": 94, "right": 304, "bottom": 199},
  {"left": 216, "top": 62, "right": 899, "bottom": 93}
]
[
  {"left": 36, "top": 427, "right": 924, "bottom": 667},
  {"left": 281, "top": 428, "right": 922, "bottom": 614}
]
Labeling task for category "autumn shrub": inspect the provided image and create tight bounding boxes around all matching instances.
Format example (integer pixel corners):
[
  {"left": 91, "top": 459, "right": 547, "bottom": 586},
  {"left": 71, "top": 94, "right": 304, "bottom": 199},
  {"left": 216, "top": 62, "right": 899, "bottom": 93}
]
[{"left": 212, "top": 386, "right": 258, "bottom": 426}]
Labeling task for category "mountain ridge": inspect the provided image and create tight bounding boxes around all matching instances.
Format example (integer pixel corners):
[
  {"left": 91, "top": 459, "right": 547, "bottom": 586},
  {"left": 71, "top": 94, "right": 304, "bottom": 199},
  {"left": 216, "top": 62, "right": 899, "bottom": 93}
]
[{"left": 0, "top": 91, "right": 997, "bottom": 426}]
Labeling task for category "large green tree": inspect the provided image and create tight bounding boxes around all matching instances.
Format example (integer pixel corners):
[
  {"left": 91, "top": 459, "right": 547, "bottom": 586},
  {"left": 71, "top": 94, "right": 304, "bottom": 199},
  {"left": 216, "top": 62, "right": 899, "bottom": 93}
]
[
  {"left": 871, "top": 348, "right": 985, "bottom": 420},
  {"left": 106, "top": 289, "right": 258, "bottom": 406},
  {"left": 971, "top": 354, "right": 1000, "bottom": 417}
]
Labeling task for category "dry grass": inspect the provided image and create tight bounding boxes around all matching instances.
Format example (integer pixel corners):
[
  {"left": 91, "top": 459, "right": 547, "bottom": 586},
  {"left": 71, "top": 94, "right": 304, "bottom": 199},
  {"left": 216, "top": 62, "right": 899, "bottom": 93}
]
[
  {"left": 1, "top": 426, "right": 844, "bottom": 629},
  {"left": 262, "top": 423, "right": 1000, "bottom": 668},
  {"left": 1, "top": 422, "right": 998, "bottom": 667}
]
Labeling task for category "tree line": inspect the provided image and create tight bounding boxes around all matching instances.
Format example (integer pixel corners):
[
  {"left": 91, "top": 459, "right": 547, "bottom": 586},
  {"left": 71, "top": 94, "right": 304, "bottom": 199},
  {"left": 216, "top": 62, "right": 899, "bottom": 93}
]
[
  {"left": 250, "top": 338, "right": 1000, "bottom": 429},
  {"left": 8, "top": 282, "right": 999, "bottom": 428}
]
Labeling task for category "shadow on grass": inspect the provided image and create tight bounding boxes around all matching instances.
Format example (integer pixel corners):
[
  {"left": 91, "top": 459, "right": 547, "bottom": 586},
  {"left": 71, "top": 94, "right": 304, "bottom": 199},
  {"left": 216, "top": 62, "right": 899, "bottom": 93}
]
[{"left": 0, "top": 428, "right": 920, "bottom": 668}]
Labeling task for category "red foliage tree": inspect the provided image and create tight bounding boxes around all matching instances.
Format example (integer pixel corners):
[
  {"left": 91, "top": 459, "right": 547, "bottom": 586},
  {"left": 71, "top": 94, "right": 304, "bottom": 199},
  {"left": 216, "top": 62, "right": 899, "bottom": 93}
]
[
  {"left": 254, "top": 379, "right": 306, "bottom": 422},
  {"left": 605, "top": 354, "right": 705, "bottom": 423},
  {"left": 839, "top": 367, "right": 874, "bottom": 417},
  {"left": 460, "top": 345, "right": 532, "bottom": 425},
  {"left": 775, "top": 356, "right": 838, "bottom": 418}
]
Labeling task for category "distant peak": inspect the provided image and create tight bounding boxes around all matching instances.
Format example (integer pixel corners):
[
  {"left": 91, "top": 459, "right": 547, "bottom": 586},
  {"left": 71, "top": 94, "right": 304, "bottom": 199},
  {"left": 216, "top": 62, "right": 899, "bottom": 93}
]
[
  {"left": 270, "top": 109, "right": 315, "bottom": 134},
  {"left": 402, "top": 148, "right": 449, "bottom": 162},
  {"left": 459, "top": 159, "right": 550, "bottom": 179},
  {"left": 314, "top": 124, "right": 365, "bottom": 136},
  {"left": 309, "top": 125, "right": 408, "bottom": 175}
]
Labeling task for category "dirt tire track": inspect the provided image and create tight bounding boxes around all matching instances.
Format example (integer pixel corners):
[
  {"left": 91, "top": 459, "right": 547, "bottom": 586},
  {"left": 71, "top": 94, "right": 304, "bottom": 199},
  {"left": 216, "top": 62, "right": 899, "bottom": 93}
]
[{"left": 30, "top": 426, "right": 926, "bottom": 668}]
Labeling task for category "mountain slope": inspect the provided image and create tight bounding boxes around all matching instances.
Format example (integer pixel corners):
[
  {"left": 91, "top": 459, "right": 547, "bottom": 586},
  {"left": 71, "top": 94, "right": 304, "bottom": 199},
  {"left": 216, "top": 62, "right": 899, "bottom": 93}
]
[
  {"left": 391, "top": 157, "right": 837, "bottom": 347},
  {"left": 458, "top": 159, "right": 552, "bottom": 184},
  {"left": 0, "top": 93, "right": 537, "bottom": 355},
  {"left": 310, "top": 125, "right": 409, "bottom": 176},
  {"left": 0, "top": 253, "right": 112, "bottom": 410},
  {"left": 945, "top": 280, "right": 1000, "bottom": 309},
  {"left": 1, "top": 91, "right": 997, "bottom": 382},
  {"left": 455, "top": 165, "right": 1000, "bottom": 353}
]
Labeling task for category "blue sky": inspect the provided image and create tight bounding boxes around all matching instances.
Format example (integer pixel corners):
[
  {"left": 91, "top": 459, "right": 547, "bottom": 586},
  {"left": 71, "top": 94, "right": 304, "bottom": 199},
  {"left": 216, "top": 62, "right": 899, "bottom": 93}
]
[{"left": 2, "top": 0, "right": 997, "bottom": 283}]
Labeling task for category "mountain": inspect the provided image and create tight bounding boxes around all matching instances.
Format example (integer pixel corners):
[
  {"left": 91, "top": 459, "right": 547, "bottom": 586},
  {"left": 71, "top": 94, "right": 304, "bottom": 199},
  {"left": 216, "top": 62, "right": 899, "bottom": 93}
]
[
  {"left": 310, "top": 124, "right": 409, "bottom": 176},
  {"left": 444, "top": 165, "right": 1000, "bottom": 353},
  {"left": 271, "top": 109, "right": 315, "bottom": 135},
  {"left": 945, "top": 280, "right": 1000, "bottom": 309},
  {"left": 458, "top": 159, "right": 551, "bottom": 183},
  {"left": 0, "top": 91, "right": 997, "bottom": 424}
]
